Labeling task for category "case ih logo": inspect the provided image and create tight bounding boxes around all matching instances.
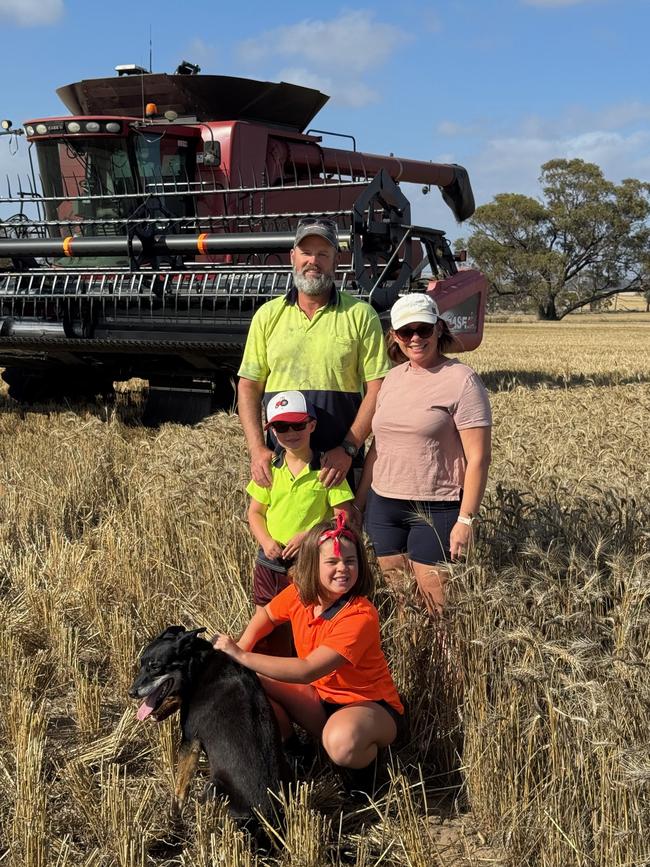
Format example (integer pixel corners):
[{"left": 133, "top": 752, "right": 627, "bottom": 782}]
[{"left": 275, "top": 398, "right": 289, "bottom": 408}]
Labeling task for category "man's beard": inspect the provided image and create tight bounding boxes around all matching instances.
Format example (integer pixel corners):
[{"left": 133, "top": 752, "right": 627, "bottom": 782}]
[{"left": 293, "top": 267, "right": 335, "bottom": 297}]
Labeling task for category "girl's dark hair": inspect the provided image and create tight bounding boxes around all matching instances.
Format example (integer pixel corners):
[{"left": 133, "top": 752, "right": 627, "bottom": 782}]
[
  {"left": 386, "top": 319, "right": 456, "bottom": 364},
  {"left": 291, "top": 518, "right": 374, "bottom": 606}
]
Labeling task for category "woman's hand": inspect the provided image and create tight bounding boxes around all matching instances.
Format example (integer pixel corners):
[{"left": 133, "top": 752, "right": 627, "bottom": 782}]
[
  {"left": 450, "top": 520, "right": 473, "bottom": 560},
  {"left": 214, "top": 633, "right": 243, "bottom": 661}
]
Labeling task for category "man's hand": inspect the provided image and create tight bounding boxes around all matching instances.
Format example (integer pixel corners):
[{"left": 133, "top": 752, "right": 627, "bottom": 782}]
[
  {"left": 282, "top": 531, "right": 306, "bottom": 559},
  {"left": 262, "top": 539, "right": 285, "bottom": 561},
  {"left": 319, "top": 447, "right": 352, "bottom": 489},
  {"left": 251, "top": 445, "right": 274, "bottom": 487},
  {"left": 450, "top": 521, "right": 473, "bottom": 560}
]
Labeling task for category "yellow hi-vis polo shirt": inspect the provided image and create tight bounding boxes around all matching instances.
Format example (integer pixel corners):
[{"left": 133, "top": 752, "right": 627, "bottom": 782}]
[
  {"left": 238, "top": 290, "right": 390, "bottom": 453},
  {"left": 246, "top": 451, "right": 353, "bottom": 545}
]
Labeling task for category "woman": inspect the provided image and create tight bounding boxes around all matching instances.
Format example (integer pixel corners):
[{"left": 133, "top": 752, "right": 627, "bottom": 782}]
[
  {"left": 354, "top": 293, "right": 492, "bottom": 614},
  {"left": 214, "top": 515, "right": 403, "bottom": 796}
]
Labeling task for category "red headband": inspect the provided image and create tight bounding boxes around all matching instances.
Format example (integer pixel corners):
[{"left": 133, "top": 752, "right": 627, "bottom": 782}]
[{"left": 318, "top": 512, "right": 356, "bottom": 557}]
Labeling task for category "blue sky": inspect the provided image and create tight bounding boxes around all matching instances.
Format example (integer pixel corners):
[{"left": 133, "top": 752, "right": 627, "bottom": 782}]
[{"left": 0, "top": 0, "right": 648, "bottom": 239}]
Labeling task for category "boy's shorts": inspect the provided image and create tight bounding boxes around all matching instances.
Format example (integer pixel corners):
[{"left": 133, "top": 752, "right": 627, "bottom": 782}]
[{"left": 253, "top": 554, "right": 294, "bottom": 606}]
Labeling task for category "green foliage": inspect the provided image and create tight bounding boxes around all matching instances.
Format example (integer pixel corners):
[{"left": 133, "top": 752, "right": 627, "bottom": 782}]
[{"left": 461, "top": 159, "right": 650, "bottom": 319}]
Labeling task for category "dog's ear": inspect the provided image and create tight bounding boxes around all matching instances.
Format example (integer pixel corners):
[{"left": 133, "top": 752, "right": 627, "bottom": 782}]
[
  {"left": 154, "top": 625, "right": 188, "bottom": 641},
  {"left": 178, "top": 627, "right": 207, "bottom": 643}
]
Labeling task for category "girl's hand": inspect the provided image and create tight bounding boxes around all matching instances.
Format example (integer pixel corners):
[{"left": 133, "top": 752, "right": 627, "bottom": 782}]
[
  {"left": 450, "top": 521, "right": 473, "bottom": 560},
  {"left": 282, "top": 531, "right": 306, "bottom": 559},
  {"left": 214, "top": 634, "right": 243, "bottom": 660}
]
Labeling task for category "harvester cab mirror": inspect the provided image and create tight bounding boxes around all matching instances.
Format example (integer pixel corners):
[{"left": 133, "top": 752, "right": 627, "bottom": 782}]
[
  {"left": 202, "top": 141, "right": 221, "bottom": 167},
  {"left": 455, "top": 249, "right": 468, "bottom": 263}
]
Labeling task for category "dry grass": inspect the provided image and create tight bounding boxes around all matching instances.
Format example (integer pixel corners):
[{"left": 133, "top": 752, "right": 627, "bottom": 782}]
[{"left": 0, "top": 313, "right": 648, "bottom": 865}]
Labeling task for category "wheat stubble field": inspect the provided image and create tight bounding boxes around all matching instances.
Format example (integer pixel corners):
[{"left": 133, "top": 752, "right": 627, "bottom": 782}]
[{"left": 0, "top": 315, "right": 648, "bottom": 866}]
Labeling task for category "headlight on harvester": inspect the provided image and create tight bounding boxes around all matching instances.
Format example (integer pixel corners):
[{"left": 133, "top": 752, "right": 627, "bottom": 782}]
[
  {"left": 85, "top": 121, "right": 100, "bottom": 132},
  {"left": 67, "top": 121, "right": 81, "bottom": 133},
  {"left": 105, "top": 122, "right": 121, "bottom": 133}
]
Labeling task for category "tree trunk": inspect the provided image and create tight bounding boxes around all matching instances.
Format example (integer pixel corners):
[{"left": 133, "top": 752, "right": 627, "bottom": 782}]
[{"left": 537, "top": 296, "right": 559, "bottom": 320}]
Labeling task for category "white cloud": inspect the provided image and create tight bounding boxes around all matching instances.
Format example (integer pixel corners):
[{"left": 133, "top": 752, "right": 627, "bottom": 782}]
[
  {"left": 437, "top": 120, "right": 478, "bottom": 137},
  {"left": 277, "top": 67, "right": 378, "bottom": 108},
  {"left": 182, "top": 38, "right": 217, "bottom": 71},
  {"left": 408, "top": 104, "right": 650, "bottom": 243},
  {"left": 523, "top": 0, "right": 596, "bottom": 6},
  {"left": 0, "top": 0, "right": 63, "bottom": 26},
  {"left": 239, "top": 11, "right": 406, "bottom": 74},
  {"left": 237, "top": 11, "right": 407, "bottom": 108}
]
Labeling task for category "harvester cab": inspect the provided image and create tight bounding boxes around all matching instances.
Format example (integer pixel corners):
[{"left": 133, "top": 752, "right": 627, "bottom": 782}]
[{"left": 0, "top": 65, "right": 487, "bottom": 422}]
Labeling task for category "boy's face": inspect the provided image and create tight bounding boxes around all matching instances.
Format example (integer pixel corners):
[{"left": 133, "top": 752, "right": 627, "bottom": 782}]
[{"left": 272, "top": 418, "right": 316, "bottom": 452}]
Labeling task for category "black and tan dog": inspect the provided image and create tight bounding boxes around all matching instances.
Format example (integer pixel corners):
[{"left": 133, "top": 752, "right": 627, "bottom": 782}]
[{"left": 129, "top": 625, "right": 287, "bottom": 825}]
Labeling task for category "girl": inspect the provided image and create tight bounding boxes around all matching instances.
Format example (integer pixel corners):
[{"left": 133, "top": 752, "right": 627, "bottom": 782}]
[{"left": 214, "top": 515, "right": 403, "bottom": 794}]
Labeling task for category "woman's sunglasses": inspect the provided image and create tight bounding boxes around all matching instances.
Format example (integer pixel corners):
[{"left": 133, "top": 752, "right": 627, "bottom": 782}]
[
  {"left": 395, "top": 323, "right": 436, "bottom": 341},
  {"left": 272, "top": 420, "right": 310, "bottom": 433}
]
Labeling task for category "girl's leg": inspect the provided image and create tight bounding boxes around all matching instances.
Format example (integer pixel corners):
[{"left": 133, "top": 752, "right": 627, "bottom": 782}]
[
  {"left": 321, "top": 702, "right": 398, "bottom": 769},
  {"left": 258, "top": 675, "right": 327, "bottom": 740}
]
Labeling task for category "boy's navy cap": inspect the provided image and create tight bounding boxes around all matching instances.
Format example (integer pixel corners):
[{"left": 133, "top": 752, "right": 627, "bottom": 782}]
[{"left": 265, "top": 390, "right": 316, "bottom": 430}]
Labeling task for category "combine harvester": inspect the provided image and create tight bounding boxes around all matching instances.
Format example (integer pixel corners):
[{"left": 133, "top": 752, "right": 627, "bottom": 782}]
[{"left": 0, "top": 62, "right": 486, "bottom": 422}]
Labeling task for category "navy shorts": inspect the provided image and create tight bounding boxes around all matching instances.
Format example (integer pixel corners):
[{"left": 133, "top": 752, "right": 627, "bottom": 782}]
[
  {"left": 321, "top": 698, "right": 404, "bottom": 729},
  {"left": 365, "top": 490, "right": 460, "bottom": 566}
]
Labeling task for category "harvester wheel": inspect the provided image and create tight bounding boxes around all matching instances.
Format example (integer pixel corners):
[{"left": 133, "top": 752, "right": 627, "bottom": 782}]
[{"left": 2, "top": 368, "right": 115, "bottom": 405}]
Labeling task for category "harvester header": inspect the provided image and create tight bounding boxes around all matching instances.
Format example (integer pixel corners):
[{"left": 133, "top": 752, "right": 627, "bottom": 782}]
[{"left": 0, "top": 64, "right": 486, "bottom": 421}]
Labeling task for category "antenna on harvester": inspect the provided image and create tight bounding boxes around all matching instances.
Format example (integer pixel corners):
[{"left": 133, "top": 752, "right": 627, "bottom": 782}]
[{"left": 149, "top": 25, "right": 153, "bottom": 73}]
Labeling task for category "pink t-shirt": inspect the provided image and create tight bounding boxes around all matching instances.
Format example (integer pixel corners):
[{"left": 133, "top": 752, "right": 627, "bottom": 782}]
[{"left": 371, "top": 359, "right": 492, "bottom": 501}]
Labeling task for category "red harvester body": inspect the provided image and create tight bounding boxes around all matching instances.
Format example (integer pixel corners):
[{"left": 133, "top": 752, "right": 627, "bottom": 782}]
[{"left": 0, "top": 68, "right": 486, "bottom": 421}]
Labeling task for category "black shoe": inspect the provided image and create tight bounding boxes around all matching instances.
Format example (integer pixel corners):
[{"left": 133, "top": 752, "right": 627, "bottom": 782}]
[
  {"left": 283, "top": 733, "right": 316, "bottom": 777},
  {"left": 337, "top": 760, "right": 379, "bottom": 804}
]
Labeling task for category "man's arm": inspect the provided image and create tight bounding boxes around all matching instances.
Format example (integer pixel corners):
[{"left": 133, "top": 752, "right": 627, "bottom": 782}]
[
  {"left": 319, "top": 377, "right": 383, "bottom": 488},
  {"left": 238, "top": 377, "right": 274, "bottom": 486}
]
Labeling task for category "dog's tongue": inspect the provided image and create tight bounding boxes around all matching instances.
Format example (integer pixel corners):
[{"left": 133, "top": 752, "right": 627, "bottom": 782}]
[{"left": 136, "top": 683, "right": 166, "bottom": 722}]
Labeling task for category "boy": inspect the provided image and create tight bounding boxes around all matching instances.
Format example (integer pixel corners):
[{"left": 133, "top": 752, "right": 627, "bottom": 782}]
[{"left": 247, "top": 390, "right": 354, "bottom": 621}]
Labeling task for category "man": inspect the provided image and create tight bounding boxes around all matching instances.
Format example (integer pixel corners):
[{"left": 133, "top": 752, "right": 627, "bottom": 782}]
[{"left": 238, "top": 217, "right": 390, "bottom": 489}]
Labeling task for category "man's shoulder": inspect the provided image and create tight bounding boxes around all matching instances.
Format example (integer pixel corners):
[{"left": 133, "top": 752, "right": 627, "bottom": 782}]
[
  {"left": 336, "top": 290, "right": 380, "bottom": 318},
  {"left": 251, "top": 294, "right": 290, "bottom": 322}
]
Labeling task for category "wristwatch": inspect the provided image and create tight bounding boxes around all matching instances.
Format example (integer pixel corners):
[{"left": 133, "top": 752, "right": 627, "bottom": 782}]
[
  {"left": 340, "top": 439, "right": 359, "bottom": 458},
  {"left": 457, "top": 514, "right": 476, "bottom": 527}
]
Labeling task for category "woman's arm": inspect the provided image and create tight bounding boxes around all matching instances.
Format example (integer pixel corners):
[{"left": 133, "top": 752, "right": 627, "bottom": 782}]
[
  {"left": 215, "top": 635, "right": 344, "bottom": 684},
  {"left": 450, "top": 426, "right": 492, "bottom": 559},
  {"left": 352, "top": 438, "right": 377, "bottom": 514}
]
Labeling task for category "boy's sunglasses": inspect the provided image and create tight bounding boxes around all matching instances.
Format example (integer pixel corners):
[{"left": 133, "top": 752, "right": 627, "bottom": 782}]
[
  {"left": 395, "top": 323, "right": 436, "bottom": 341},
  {"left": 272, "top": 420, "right": 310, "bottom": 433}
]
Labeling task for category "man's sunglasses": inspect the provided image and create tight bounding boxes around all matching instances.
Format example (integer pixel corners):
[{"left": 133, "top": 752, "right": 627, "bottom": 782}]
[
  {"left": 272, "top": 420, "right": 310, "bottom": 433},
  {"left": 395, "top": 323, "right": 436, "bottom": 340}
]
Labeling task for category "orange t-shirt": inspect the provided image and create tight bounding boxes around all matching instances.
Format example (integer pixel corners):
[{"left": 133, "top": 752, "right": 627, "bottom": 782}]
[{"left": 266, "top": 583, "right": 403, "bottom": 714}]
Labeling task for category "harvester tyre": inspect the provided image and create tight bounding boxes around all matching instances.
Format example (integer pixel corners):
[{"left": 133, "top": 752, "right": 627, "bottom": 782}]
[{"left": 2, "top": 368, "right": 115, "bottom": 405}]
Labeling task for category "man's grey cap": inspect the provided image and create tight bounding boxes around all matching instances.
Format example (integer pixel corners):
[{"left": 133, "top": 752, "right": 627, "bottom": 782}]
[{"left": 294, "top": 219, "right": 339, "bottom": 250}]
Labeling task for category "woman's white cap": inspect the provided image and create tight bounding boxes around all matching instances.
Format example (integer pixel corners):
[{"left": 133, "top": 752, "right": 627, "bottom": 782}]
[{"left": 390, "top": 293, "right": 440, "bottom": 331}]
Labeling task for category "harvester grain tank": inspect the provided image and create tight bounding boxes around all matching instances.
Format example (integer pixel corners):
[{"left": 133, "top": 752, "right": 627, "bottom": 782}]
[{"left": 0, "top": 64, "right": 486, "bottom": 422}]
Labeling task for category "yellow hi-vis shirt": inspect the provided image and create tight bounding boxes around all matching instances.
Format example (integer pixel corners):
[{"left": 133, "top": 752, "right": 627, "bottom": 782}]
[
  {"left": 238, "top": 290, "right": 390, "bottom": 453},
  {"left": 246, "top": 451, "right": 353, "bottom": 545}
]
